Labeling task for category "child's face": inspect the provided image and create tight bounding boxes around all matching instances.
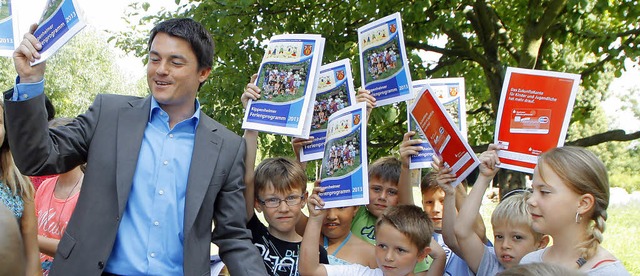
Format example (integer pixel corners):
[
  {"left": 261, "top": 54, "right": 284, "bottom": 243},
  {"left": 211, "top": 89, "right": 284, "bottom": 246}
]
[
  {"left": 527, "top": 163, "right": 583, "bottom": 236},
  {"left": 375, "top": 223, "right": 428, "bottom": 276},
  {"left": 255, "top": 185, "right": 306, "bottom": 238},
  {"left": 366, "top": 176, "right": 399, "bottom": 218},
  {"left": 322, "top": 206, "right": 358, "bottom": 240},
  {"left": 492, "top": 222, "right": 543, "bottom": 269},
  {"left": 421, "top": 187, "right": 446, "bottom": 231}
]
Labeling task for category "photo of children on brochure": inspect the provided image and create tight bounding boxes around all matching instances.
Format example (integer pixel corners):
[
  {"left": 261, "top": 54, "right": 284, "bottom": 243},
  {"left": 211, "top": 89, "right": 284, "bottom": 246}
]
[
  {"left": 363, "top": 41, "right": 402, "bottom": 84},
  {"left": 257, "top": 60, "right": 310, "bottom": 103},
  {"left": 312, "top": 83, "right": 350, "bottom": 131},
  {"left": 39, "top": 0, "right": 64, "bottom": 23},
  {"left": 0, "top": 0, "right": 10, "bottom": 21},
  {"left": 321, "top": 127, "right": 362, "bottom": 179}
]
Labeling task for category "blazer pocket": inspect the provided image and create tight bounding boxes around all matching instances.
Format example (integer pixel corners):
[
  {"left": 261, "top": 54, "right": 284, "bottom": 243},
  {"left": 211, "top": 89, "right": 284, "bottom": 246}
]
[{"left": 58, "top": 231, "right": 77, "bottom": 259}]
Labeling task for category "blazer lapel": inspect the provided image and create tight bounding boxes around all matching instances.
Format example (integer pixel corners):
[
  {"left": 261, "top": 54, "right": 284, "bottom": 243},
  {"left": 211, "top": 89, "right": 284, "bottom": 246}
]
[
  {"left": 115, "top": 97, "right": 150, "bottom": 215},
  {"left": 184, "top": 115, "right": 220, "bottom": 236}
]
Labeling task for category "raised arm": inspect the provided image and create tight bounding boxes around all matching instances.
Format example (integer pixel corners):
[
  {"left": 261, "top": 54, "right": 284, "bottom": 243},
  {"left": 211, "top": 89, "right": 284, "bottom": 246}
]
[
  {"left": 291, "top": 137, "right": 313, "bottom": 170},
  {"left": 242, "top": 74, "right": 260, "bottom": 220},
  {"left": 432, "top": 159, "right": 461, "bottom": 254},
  {"left": 425, "top": 238, "right": 446, "bottom": 276},
  {"left": 299, "top": 187, "right": 328, "bottom": 276},
  {"left": 398, "top": 131, "right": 423, "bottom": 205},
  {"left": 455, "top": 183, "right": 489, "bottom": 245},
  {"left": 453, "top": 145, "right": 501, "bottom": 273},
  {"left": 14, "top": 24, "right": 45, "bottom": 83},
  {"left": 355, "top": 88, "right": 376, "bottom": 124}
]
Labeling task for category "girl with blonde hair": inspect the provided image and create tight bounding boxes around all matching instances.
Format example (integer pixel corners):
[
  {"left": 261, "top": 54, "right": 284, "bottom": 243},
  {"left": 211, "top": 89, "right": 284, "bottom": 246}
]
[
  {"left": 0, "top": 102, "right": 41, "bottom": 275},
  {"left": 521, "top": 146, "right": 629, "bottom": 275}
]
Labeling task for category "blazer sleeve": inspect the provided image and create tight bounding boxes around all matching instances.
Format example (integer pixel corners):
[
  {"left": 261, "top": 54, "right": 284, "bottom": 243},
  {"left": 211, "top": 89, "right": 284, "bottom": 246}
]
[
  {"left": 5, "top": 92, "right": 95, "bottom": 175},
  {"left": 211, "top": 138, "right": 267, "bottom": 275}
]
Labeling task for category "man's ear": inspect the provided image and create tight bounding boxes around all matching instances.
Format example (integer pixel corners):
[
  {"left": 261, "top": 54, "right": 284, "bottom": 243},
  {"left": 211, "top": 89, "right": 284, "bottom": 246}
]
[
  {"left": 198, "top": 67, "right": 212, "bottom": 83},
  {"left": 537, "top": 235, "right": 550, "bottom": 249}
]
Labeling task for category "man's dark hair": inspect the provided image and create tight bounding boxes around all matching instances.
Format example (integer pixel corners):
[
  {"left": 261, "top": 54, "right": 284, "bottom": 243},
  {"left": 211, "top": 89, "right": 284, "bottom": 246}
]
[{"left": 148, "top": 18, "right": 214, "bottom": 71}]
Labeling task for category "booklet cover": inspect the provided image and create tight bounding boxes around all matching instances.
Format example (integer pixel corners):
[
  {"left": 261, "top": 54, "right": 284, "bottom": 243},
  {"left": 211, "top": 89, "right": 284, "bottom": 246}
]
[
  {"left": 242, "top": 34, "right": 325, "bottom": 138},
  {"left": 0, "top": 0, "right": 19, "bottom": 57},
  {"left": 300, "top": 59, "right": 357, "bottom": 162},
  {"left": 407, "top": 78, "right": 467, "bottom": 169},
  {"left": 318, "top": 102, "right": 368, "bottom": 208},
  {"left": 410, "top": 85, "right": 479, "bottom": 186},
  {"left": 31, "top": 0, "right": 86, "bottom": 65},
  {"left": 494, "top": 67, "right": 580, "bottom": 174},
  {"left": 358, "top": 12, "right": 413, "bottom": 107}
]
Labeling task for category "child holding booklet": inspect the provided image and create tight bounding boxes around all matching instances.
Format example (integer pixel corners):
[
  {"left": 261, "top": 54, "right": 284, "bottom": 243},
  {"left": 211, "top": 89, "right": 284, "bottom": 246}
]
[
  {"left": 242, "top": 77, "right": 329, "bottom": 275},
  {"left": 300, "top": 187, "right": 446, "bottom": 276},
  {"left": 436, "top": 145, "right": 549, "bottom": 275},
  {"left": 520, "top": 146, "right": 629, "bottom": 275}
]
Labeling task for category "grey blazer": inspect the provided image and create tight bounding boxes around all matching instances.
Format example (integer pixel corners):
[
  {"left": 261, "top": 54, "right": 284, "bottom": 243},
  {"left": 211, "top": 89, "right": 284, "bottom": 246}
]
[{"left": 5, "top": 92, "right": 267, "bottom": 276}]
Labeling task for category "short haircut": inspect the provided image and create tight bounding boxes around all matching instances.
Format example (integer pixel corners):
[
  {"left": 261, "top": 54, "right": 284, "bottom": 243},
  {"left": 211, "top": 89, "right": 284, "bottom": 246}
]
[
  {"left": 497, "top": 262, "right": 586, "bottom": 276},
  {"left": 254, "top": 157, "right": 307, "bottom": 199},
  {"left": 376, "top": 205, "right": 433, "bottom": 250},
  {"left": 491, "top": 191, "right": 544, "bottom": 242},
  {"left": 420, "top": 171, "right": 438, "bottom": 195},
  {"left": 368, "top": 156, "right": 401, "bottom": 185},
  {"left": 148, "top": 18, "right": 214, "bottom": 71}
]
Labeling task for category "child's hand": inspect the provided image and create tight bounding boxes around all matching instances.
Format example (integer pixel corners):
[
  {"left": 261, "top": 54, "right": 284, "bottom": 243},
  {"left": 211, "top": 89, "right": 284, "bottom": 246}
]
[
  {"left": 292, "top": 137, "right": 314, "bottom": 159},
  {"left": 399, "top": 131, "right": 423, "bottom": 168},
  {"left": 241, "top": 74, "right": 260, "bottom": 109},
  {"left": 478, "top": 144, "right": 501, "bottom": 178},
  {"left": 435, "top": 166, "right": 456, "bottom": 195},
  {"left": 356, "top": 88, "right": 376, "bottom": 118},
  {"left": 307, "top": 186, "right": 327, "bottom": 220}
]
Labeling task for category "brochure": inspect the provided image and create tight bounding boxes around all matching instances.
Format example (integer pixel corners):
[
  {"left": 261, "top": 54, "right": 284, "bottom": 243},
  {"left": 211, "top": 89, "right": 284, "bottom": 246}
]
[
  {"left": 409, "top": 85, "right": 479, "bottom": 186},
  {"left": 494, "top": 67, "right": 580, "bottom": 173},
  {"left": 242, "top": 34, "right": 325, "bottom": 138},
  {"left": 0, "top": 0, "right": 19, "bottom": 57},
  {"left": 407, "top": 78, "right": 467, "bottom": 169},
  {"left": 318, "top": 102, "right": 369, "bottom": 208},
  {"left": 357, "top": 12, "right": 413, "bottom": 106},
  {"left": 31, "top": 0, "right": 86, "bottom": 65},
  {"left": 300, "top": 59, "right": 357, "bottom": 162}
]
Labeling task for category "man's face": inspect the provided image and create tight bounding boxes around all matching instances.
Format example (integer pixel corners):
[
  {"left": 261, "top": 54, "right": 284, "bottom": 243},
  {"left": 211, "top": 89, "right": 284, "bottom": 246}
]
[{"left": 147, "top": 32, "right": 210, "bottom": 114}]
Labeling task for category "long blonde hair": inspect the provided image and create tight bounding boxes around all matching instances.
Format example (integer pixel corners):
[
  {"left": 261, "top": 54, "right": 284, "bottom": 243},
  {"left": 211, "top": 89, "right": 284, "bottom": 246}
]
[
  {"left": 538, "top": 146, "right": 609, "bottom": 261},
  {"left": 0, "top": 103, "right": 34, "bottom": 201}
]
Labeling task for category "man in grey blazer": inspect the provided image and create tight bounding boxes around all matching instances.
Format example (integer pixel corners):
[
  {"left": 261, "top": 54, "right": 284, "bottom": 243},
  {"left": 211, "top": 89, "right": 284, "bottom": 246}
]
[{"left": 5, "top": 18, "right": 267, "bottom": 275}]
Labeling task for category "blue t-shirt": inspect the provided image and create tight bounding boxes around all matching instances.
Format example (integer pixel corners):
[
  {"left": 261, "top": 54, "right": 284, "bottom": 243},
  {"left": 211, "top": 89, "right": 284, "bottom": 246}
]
[{"left": 433, "top": 232, "right": 474, "bottom": 276}]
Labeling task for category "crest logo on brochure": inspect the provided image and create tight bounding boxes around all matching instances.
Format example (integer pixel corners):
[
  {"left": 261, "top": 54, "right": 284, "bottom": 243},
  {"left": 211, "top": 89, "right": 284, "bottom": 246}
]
[
  {"left": 390, "top": 23, "right": 397, "bottom": 33},
  {"left": 265, "top": 43, "right": 302, "bottom": 60},
  {"left": 362, "top": 25, "right": 390, "bottom": 48},
  {"left": 336, "top": 70, "right": 345, "bottom": 81},
  {"left": 353, "top": 114, "right": 361, "bottom": 125},
  {"left": 327, "top": 116, "right": 353, "bottom": 138},
  {"left": 449, "top": 87, "right": 458, "bottom": 97},
  {"left": 304, "top": 44, "right": 313, "bottom": 56}
]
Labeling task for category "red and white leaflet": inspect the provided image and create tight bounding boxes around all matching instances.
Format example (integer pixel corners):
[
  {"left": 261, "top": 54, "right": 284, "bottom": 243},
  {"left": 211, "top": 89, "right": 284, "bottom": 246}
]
[
  {"left": 494, "top": 67, "right": 580, "bottom": 174},
  {"left": 409, "top": 85, "right": 479, "bottom": 186}
]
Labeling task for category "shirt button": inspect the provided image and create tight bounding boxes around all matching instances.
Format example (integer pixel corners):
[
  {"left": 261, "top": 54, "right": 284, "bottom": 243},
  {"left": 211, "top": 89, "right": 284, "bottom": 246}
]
[
  {"left": 158, "top": 190, "right": 164, "bottom": 195},
  {"left": 150, "top": 252, "right": 156, "bottom": 258},
  {"left": 154, "top": 221, "right": 159, "bottom": 226},
  {"left": 163, "top": 160, "right": 168, "bottom": 165},
  {"left": 169, "top": 134, "right": 174, "bottom": 138},
  {"left": 22, "top": 93, "right": 29, "bottom": 99}
]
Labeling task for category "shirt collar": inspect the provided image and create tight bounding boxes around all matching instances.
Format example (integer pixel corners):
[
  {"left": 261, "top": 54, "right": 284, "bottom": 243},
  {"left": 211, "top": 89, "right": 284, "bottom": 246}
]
[{"left": 149, "top": 97, "right": 201, "bottom": 130}]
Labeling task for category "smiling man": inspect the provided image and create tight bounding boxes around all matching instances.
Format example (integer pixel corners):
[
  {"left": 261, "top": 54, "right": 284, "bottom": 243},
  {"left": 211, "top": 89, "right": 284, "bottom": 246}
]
[{"left": 5, "top": 18, "right": 266, "bottom": 275}]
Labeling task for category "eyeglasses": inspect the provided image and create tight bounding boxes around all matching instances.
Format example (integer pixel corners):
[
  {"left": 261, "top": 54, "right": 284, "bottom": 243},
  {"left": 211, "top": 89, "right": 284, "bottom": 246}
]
[{"left": 258, "top": 195, "right": 304, "bottom": 208}]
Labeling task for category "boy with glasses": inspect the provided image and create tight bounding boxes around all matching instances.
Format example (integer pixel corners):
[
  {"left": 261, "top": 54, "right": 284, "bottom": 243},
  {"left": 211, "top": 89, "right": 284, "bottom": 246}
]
[{"left": 241, "top": 81, "right": 329, "bottom": 275}]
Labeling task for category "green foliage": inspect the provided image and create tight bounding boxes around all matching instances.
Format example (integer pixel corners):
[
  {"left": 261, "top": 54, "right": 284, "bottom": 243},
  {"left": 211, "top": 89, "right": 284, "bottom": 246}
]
[{"left": 113, "top": 0, "right": 639, "bottom": 185}]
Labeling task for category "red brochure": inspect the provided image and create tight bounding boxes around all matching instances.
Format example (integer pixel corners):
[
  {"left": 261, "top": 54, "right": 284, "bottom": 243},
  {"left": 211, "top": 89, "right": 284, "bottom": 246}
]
[
  {"left": 409, "top": 85, "right": 479, "bottom": 186},
  {"left": 494, "top": 67, "right": 580, "bottom": 173}
]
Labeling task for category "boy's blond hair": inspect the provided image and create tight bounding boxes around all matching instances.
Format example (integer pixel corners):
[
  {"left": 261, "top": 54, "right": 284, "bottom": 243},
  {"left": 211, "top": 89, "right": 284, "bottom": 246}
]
[
  {"left": 491, "top": 192, "right": 544, "bottom": 242},
  {"left": 254, "top": 157, "right": 307, "bottom": 198},
  {"left": 376, "top": 205, "right": 433, "bottom": 250},
  {"left": 368, "top": 156, "right": 401, "bottom": 185}
]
